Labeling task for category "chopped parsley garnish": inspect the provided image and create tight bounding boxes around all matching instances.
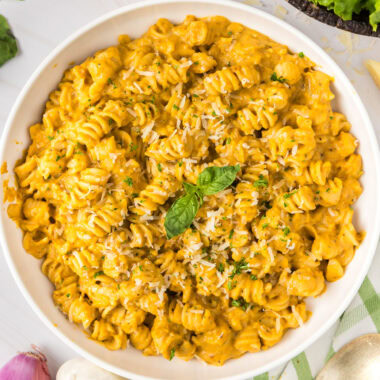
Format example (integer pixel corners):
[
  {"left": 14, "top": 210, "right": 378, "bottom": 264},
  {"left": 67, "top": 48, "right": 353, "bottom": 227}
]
[
  {"left": 254, "top": 175, "right": 268, "bottom": 188},
  {"left": 229, "top": 259, "right": 248, "bottom": 279},
  {"left": 158, "top": 163, "right": 162, "bottom": 172},
  {"left": 124, "top": 176, "right": 133, "bottom": 186},
  {"left": 250, "top": 274, "right": 257, "bottom": 280},
  {"left": 227, "top": 280, "right": 235, "bottom": 290},
  {"left": 94, "top": 271, "right": 104, "bottom": 278},
  {"left": 169, "top": 348, "right": 175, "bottom": 360},
  {"left": 47, "top": 136, "right": 54, "bottom": 141},
  {"left": 173, "top": 104, "right": 179, "bottom": 110},
  {"left": 284, "top": 190, "right": 298, "bottom": 199},
  {"left": 298, "top": 52, "right": 305, "bottom": 58},
  {"left": 262, "top": 223, "right": 269, "bottom": 229},
  {"left": 107, "top": 78, "right": 117, "bottom": 88},
  {"left": 283, "top": 226, "right": 290, "bottom": 236},
  {"left": 271, "top": 72, "right": 286, "bottom": 83},
  {"left": 231, "top": 298, "right": 249, "bottom": 311},
  {"left": 217, "top": 262, "right": 225, "bottom": 273},
  {"left": 229, "top": 229, "right": 234, "bottom": 239}
]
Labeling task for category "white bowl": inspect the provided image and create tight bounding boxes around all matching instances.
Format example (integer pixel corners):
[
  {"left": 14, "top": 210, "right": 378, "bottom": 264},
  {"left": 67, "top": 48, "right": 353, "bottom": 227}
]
[{"left": 1, "top": 1, "right": 379, "bottom": 379}]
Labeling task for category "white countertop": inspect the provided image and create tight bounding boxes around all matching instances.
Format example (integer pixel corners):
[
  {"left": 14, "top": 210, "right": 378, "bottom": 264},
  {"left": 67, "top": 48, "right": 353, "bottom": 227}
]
[{"left": 0, "top": 0, "right": 379, "bottom": 377}]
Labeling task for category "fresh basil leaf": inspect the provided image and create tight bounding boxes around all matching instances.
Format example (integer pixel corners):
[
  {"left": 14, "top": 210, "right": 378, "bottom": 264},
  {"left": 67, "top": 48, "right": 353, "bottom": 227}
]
[
  {"left": 164, "top": 192, "right": 200, "bottom": 239},
  {"left": 0, "top": 15, "right": 18, "bottom": 67},
  {"left": 197, "top": 165, "right": 240, "bottom": 195},
  {"left": 164, "top": 165, "right": 240, "bottom": 239},
  {"left": 183, "top": 182, "right": 198, "bottom": 194}
]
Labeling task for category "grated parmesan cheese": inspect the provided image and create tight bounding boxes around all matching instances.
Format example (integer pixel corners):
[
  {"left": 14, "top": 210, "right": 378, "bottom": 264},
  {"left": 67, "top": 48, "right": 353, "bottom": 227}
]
[
  {"left": 122, "top": 66, "right": 134, "bottom": 80},
  {"left": 126, "top": 108, "right": 137, "bottom": 117},
  {"left": 292, "top": 305, "right": 304, "bottom": 327},
  {"left": 267, "top": 247, "right": 274, "bottom": 262},
  {"left": 180, "top": 60, "right": 193, "bottom": 68},
  {"left": 133, "top": 82, "right": 143, "bottom": 94},
  {"left": 141, "top": 121, "right": 155, "bottom": 140},
  {"left": 179, "top": 95, "right": 187, "bottom": 109},
  {"left": 72, "top": 251, "right": 84, "bottom": 268},
  {"left": 190, "top": 309, "right": 204, "bottom": 314},
  {"left": 200, "top": 259, "right": 216, "bottom": 268},
  {"left": 135, "top": 69, "right": 155, "bottom": 76}
]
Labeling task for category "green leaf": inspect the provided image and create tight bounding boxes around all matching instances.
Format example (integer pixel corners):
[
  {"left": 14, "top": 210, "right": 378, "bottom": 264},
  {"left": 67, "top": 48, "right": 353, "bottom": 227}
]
[
  {"left": 164, "top": 165, "right": 239, "bottom": 239},
  {"left": 164, "top": 192, "right": 200, "bottom": 239},
  {"left": 94, "top": 271, "right": 104, "bottom": 278},
  {"left": 311, "top": 0, "right": 380, "bottom": 31},
  {"left": 183, "top": 182, "right": 198, "bottom": 195},
  {"left": 0, "top": 15, "right": 18, "bottom": 67},
  {"left": 270, "top": 72, "right": 286, "bottom": 83},
  {"left": 253, "top": 174, "right": 268, "bottom": 188},
  {"left": 229, "top": 258, "right": 249, "bottom": 279},
  {"left": 197, "top": 165, "right": 240, "bottom": 195}
]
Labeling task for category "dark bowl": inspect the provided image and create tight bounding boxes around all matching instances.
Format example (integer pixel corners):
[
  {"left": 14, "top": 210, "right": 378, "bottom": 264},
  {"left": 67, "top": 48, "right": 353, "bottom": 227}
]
[{"left": 287, "top": 0, "right": 380, "bottom": 37}]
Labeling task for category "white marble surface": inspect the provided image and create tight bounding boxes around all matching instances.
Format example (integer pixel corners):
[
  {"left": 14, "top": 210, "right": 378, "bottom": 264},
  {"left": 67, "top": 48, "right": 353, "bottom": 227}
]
[{"left": 0, "top": 0, "right": 379, "bottom": 377}]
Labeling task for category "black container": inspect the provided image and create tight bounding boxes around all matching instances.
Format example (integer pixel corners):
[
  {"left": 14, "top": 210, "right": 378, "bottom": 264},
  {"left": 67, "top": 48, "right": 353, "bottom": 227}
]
[{"left": 287, "top": 0, "right": 380, "bottom": 37}]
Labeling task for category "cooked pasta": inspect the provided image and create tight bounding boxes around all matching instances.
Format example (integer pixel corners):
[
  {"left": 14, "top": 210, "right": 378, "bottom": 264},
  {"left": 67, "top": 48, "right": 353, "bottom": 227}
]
[{"left": 7, "top": 15, "right": 364, "bottom": 365}]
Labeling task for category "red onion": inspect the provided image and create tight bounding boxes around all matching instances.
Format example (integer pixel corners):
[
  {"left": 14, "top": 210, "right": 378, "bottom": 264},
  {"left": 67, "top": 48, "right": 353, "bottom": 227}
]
[{"left": 0, "top": 345, "right": 50, "bottom": 380}]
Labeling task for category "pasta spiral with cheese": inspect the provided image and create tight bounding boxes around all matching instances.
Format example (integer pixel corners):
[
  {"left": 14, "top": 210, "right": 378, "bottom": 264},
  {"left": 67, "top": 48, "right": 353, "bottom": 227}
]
[{"left": 7, "top": 15, "right": 364, "bottom": 365}]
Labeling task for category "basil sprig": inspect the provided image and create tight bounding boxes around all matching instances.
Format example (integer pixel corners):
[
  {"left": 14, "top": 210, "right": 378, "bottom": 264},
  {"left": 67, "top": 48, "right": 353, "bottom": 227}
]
[{"left": 164, "top": 165, "right": 240, "bottom": 239}]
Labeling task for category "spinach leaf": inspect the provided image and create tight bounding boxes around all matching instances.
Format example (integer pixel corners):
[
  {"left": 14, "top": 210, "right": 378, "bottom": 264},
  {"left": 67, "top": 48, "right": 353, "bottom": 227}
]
[{"left": 0, "top": 15, "right": 18, "bottom": 67}]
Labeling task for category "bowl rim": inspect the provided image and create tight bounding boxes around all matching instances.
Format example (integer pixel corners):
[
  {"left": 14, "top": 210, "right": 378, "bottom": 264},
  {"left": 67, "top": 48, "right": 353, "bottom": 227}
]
[{"left": 1, "top": 0, "right": 379, "bottom": 379}]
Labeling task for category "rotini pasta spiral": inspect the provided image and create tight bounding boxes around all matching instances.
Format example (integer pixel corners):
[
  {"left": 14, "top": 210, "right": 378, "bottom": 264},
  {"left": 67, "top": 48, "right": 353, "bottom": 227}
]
[{"left": 7, "top": 15, "right": 363, "bottom": 366}]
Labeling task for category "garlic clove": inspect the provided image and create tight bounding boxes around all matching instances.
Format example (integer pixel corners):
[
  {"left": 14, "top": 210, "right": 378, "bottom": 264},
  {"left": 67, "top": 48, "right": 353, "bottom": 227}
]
[{"left": 56, "top": 358, "right": 125, "bottom": 380}]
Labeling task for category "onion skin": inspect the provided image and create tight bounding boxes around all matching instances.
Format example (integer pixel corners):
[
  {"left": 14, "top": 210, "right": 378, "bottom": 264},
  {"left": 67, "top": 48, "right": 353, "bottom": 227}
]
[{"left": 0, "top": 346, "right": 50, "bottom": 380}]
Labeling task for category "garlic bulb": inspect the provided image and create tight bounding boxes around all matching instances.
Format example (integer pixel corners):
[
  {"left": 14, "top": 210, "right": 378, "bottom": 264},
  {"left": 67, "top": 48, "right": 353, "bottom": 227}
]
[{"left": 56, "top": 358, "right": 125, "bottom": 380}]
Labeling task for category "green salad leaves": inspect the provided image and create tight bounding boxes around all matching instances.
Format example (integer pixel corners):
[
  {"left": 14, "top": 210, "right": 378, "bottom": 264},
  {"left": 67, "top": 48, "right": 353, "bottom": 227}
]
[
  {"left": 164, "top": 165, "right": 240, "bottom": 239},
  {"left": 311, "top": 0, "right": 380, "bottom": 30},
  {"left": 0, "top": 15, "right": 18, "bottom": 67}
]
